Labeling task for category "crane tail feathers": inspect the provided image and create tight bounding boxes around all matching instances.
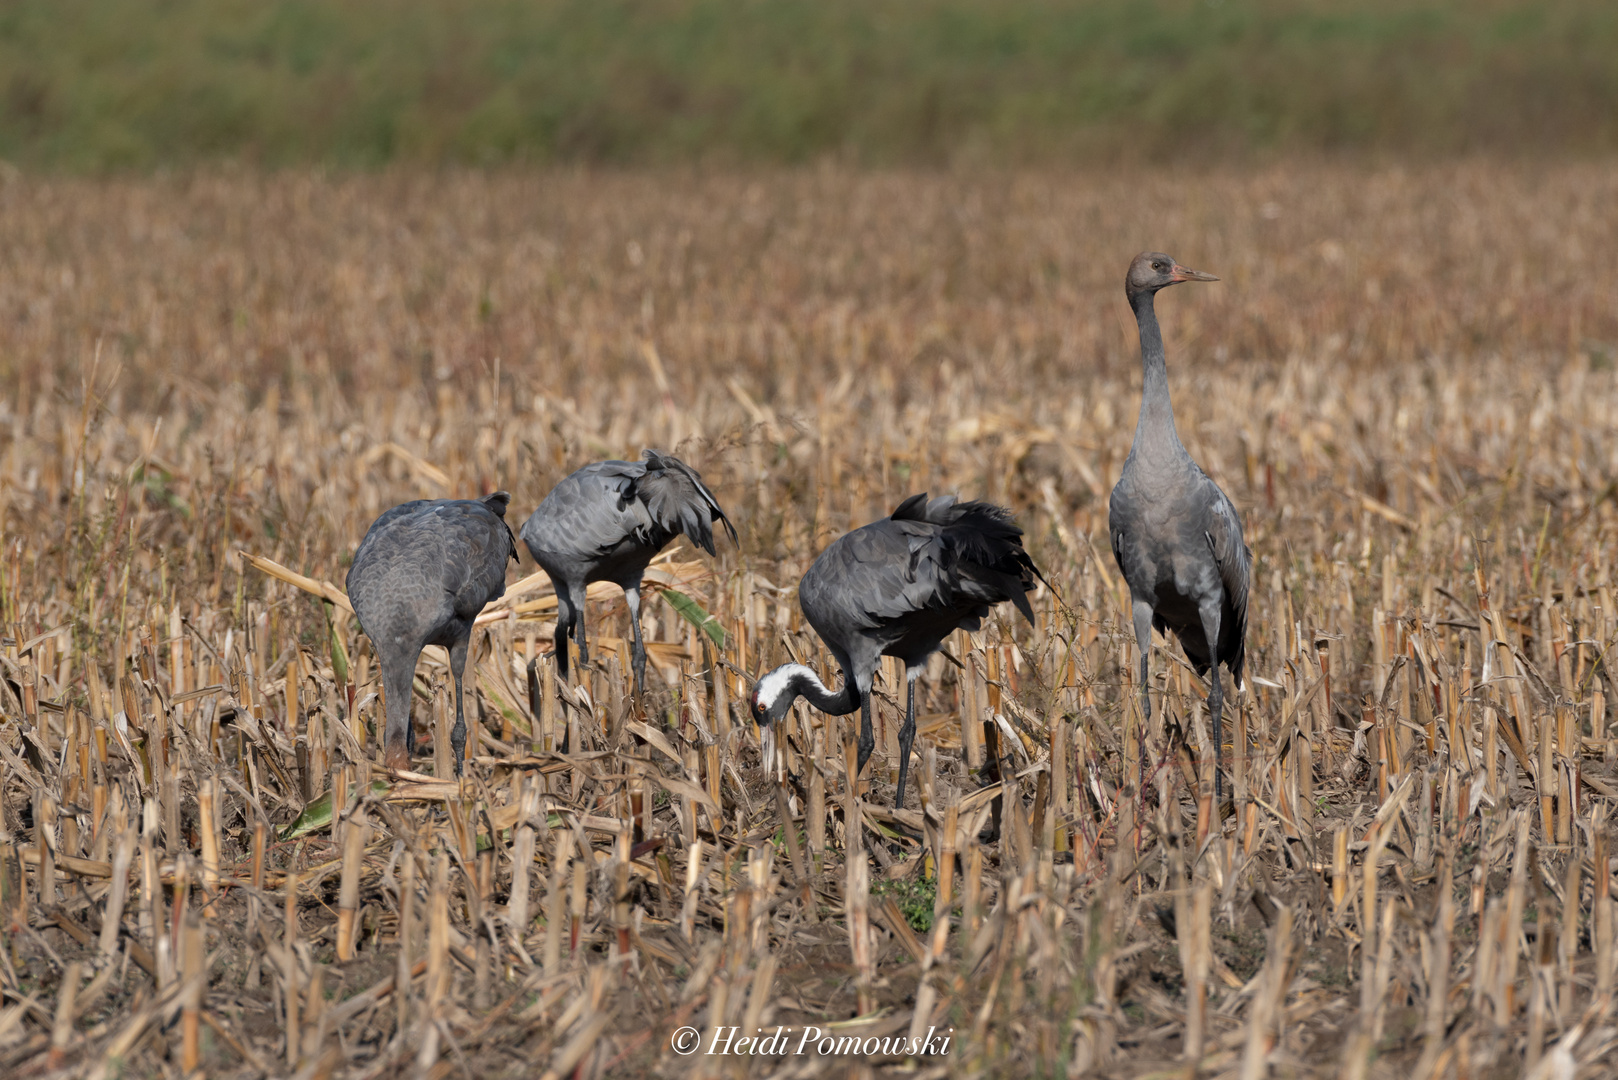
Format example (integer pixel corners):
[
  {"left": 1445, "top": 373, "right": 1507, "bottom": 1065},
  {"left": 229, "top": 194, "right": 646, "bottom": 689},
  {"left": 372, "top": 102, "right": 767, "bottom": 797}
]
[
  {"left": 888, "top": 492, "right": 1044, "bottom": 626},
  {"left": 1008, "top": 584, "right": 1036, "bottom": 626},
  {"left": 634, "top": 448, "right": 734, "bottom": 555},
  {"left": 889, "top": 493, "right": 932, "bottom": 521}
]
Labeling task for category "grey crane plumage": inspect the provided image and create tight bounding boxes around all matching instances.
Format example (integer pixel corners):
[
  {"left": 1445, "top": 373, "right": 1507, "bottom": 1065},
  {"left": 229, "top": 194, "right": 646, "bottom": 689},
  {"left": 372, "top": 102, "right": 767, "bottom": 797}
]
[
  {"left": 750, "top": 493, "right": 1043, "bottom": 809},
  {"left": 1107, "top": 251, "right": 1251, "bottom": 801},
  {"left": 347, "top": 491, "right": 519, "bottom": 774},
  {"left": 520, "top": 449, "right": 735, "bottom": 696}
]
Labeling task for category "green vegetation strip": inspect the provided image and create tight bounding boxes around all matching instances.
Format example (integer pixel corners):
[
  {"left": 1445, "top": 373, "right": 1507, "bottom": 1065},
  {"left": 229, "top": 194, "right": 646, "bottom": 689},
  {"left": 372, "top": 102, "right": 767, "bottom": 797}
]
[{"left": 2, "top": 0, "right": 1615, "bottom": 170}]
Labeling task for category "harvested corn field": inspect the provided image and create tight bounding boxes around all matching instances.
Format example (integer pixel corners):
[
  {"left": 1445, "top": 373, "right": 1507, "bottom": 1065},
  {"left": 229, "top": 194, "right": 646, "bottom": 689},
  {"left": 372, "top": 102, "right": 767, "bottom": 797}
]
[{"left": 1, "top": 162, "right": 1618, "bottom": 1077}]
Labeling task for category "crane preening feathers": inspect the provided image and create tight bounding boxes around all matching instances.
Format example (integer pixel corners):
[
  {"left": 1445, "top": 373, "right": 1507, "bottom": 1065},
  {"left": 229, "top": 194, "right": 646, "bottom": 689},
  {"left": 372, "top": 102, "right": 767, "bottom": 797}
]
[
  {"left": 520, "top": 449, "right": 735, "bottom": 696},
  {"left": 749, "top": 493, "right": 1043, "bottom": 809},
  {"left": 1107, "top": 252, "right": 1252, "bottom": 801}
]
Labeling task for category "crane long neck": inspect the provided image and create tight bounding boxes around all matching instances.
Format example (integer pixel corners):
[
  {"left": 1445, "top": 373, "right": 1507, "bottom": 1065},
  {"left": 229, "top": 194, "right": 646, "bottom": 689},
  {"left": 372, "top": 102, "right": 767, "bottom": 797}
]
[
  {"left": 785, "top": 665, "right": 861, "bottom": 716},
  {"left": 1129, "top": 289, "right": 1186, "bottom": 461}
]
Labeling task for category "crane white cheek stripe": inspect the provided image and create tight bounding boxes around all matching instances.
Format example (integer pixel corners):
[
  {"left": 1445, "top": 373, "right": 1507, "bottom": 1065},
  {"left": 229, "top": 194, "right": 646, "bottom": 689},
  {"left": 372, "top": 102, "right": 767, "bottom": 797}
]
[{"left": 755, "top": 664, "right": 816, "bottom": 710}]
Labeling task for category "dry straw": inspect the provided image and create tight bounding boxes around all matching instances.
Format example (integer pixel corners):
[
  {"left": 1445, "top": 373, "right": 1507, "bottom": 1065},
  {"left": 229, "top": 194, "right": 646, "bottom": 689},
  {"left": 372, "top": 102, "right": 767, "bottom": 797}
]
[{"left": 0, "top": 163, "right": 1616, "bottom": 1075}]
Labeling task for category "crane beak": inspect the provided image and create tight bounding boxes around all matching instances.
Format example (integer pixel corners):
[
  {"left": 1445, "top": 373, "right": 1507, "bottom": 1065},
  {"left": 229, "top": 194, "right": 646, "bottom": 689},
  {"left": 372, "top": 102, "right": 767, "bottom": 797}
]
[
  {"left": 1170, "top": 264, "right": 1219, "bottom": 283},
  {"left": 759, "top": 723, "right": 779, "bottom": 782}
]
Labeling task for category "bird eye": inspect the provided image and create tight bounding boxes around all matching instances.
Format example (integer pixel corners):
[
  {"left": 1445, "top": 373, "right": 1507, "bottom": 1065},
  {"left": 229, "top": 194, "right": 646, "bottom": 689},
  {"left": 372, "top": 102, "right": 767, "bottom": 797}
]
[{"left": 1153, "top": 261, "right": 1166, "bottom": 271}]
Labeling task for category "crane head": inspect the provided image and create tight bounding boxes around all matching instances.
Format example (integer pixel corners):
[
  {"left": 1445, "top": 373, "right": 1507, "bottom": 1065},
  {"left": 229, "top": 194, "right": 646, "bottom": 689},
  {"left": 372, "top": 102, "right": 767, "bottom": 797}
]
[
  {"left": 750, "top": 666, "right": 798, "bottom": 784},
  {"left": 749, "top": 665, "right": 800, "bottom": 729},
  {"left": 1126, "top": 251, "right": 1219, "bottom": 297}
]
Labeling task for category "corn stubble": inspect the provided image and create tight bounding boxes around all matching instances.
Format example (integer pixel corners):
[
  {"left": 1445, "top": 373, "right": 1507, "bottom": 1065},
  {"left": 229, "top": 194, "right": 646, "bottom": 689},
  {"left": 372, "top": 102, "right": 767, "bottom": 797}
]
[{"left": 1, "top": 162, "right": 1617, "bottom": 1077}]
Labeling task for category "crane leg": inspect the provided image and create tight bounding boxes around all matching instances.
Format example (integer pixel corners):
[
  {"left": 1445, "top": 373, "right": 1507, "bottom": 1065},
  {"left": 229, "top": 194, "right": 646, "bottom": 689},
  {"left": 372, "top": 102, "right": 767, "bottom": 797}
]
[
  {"left": 448, "top": 636, "right": 470, "bottom": 776},
  {"left": 554, "top": 592, "right": 573, "bottom": 683},
  {"left": 572, "top": 584, "right": 590, "bottom": 671},
  {"left": 855, "top": 686, "right": 875, "bottom": 778},
  {"left": 1198, "top": 600, "right": 1225, "bottom": 804},
  {"left": 623, "top": 582, "right": 647, "bottom": 699},
  {"left": 895, "top": 667, "right": 919, "bottom": 808},
  {"left": 1132, "top": 599, "right": 1154, "bottom": 783},
  {"left": 1130, "top": 599, "right": 1155, "bottom": 725}
]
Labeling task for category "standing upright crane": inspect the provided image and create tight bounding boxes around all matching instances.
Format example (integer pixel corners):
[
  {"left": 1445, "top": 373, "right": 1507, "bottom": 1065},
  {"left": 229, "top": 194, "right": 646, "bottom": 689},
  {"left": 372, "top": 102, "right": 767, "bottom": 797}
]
[
  {"left": 1113, "top": 249, "right": 1249, "bottom": 799},
  {"left": 1107, "top": 252, "right": 1251, "bottom": 801}
]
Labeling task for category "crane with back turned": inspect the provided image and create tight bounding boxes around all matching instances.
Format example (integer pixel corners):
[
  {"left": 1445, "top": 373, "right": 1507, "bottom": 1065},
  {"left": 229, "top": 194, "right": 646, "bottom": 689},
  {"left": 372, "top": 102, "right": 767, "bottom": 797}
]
[
  {"left": 1107, "top": 252, "right": 1251, "bottom": 801},
  {"left": 347, "top": 491, "right": 519, "bottom": 774}
]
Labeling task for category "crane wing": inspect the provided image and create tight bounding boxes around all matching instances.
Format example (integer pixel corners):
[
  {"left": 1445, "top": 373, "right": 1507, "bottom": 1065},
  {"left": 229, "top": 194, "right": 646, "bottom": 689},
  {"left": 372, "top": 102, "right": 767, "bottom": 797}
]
[
  {"left": 522, "top": 461, "right": 647, "bottom": 561},
  {"left": 801, "top": 496, "right": 1039, "bottom": 639},
  {"left": 1203, "top": 485, "right": 1252, "bottom": 685},
  {"left": 1106, "top": 483, "right": 1151, "bottom": 600}
]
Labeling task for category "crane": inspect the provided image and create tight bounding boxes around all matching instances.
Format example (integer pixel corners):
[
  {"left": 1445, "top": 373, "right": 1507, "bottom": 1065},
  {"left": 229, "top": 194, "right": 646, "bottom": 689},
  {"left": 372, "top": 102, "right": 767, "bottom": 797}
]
[
  {"left": 749, "top": 493, "right": 1042, "bottom": 808},
  {"left": 520, "top": 449, "right": 734, "bottom": 696},
  {"left": 1107, "top": 251, "right": 1251, "bottom": 801},
  {"left": 347, "top": 492, "right": 518, "bottom": 774}
]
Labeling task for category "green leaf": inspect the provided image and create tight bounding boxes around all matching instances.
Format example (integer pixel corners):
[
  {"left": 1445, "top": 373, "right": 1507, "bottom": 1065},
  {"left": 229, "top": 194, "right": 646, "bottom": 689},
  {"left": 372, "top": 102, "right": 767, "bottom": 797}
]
[
  {"left": 279, "top": 780, "right": 392, "bottom": 841},
  {"left": 660, "top": 588, "right": 727, "bottom": 648},
  {"left": 323, "top": 601, "right": 349, "bottom": 685},
  {"left": 867, "top": 816, "right": 908, "bottom": 842}
]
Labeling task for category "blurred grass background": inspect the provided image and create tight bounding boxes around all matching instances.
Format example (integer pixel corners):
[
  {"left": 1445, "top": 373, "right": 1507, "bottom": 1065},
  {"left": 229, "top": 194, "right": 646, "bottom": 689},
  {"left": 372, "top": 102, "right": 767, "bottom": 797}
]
[{"left": 1, "top": 0, "right": 1614, "bottom": 170}]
